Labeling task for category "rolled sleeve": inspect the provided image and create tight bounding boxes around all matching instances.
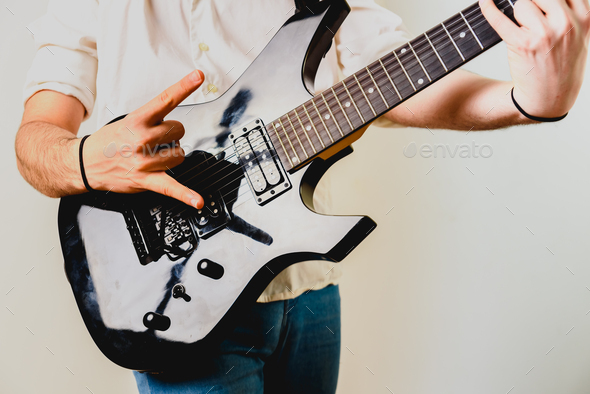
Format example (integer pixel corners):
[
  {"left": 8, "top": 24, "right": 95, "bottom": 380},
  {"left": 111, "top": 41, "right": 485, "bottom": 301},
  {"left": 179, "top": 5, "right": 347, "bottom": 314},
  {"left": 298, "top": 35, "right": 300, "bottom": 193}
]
[{"left": 23, "top": 0, "right": 98, "bottom": 119}]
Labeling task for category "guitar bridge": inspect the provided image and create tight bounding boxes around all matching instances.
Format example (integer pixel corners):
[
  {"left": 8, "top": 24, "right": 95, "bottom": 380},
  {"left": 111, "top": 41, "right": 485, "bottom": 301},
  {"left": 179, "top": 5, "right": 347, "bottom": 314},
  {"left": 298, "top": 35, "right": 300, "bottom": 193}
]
[
  {"left": 124, "top": 204, "right": 199, "bottom": 265},
  {"left": 231, "top": 119, "right": 291, "bottom": 205},
  {"left": 122, "top": 150, "right": 237, "bottom": 265}
]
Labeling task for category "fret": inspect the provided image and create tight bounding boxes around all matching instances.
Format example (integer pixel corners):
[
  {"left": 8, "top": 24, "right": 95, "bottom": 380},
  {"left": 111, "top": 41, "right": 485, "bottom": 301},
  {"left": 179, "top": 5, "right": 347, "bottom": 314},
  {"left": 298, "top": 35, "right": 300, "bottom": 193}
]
[
  {"left": 368, "top": 61, "right": 401, "bottom": 107},
  {"left": 288, "top": 111, "right": 317, "bottom": 154},
  {"left": 393, "top": 50, "right": 416, "bottom": 92},
  {"left": 322, "top": 90, "right": 351, "bottom": 135},
  {"left": 285, "top": 113, "right": 312, "bottom": 156},
  {"left": 318, "top": 94, "right": 345, "bottom": 138},
  {"left": 441, "top": 22, "right": 465, "bottom": 61},
  {"left": 382, "top": 55, "right": 415, "bottom": 99},
  {"left": 295, "top": 107, "right": 325, "bottom": 149},
  {"left": 303, "top": 99, "right": 334, "bottom": 143},
  {"left": 278, "top": 118, "right": 303, "bottom": 164},
  {"left": 467, "top": 4, "right": 501, "bottom": 48},
  {"left": 394, "top": 44, "right": 429, "bottom": 91},
  {"left": 330, "top": 86, "right": 356, "bottom": 130},
  {"left": 460, "top": 11, "right": 483, "bottom": 49},
  {"left": 424, "top": 32, "right": 448, "bottom": 72},
  {"left": 426, "top": 24, "right": 463, "bottom": 71},
  {"left": 353, "top": 73, "right": 377, "bottom": 117},
  {"left": 447, "top": 15, "right": 482, "bottom": 60},
  {"left": 408, "top": 42, "right": 431, "bottom": 82},
  {"left": 308, "top": 99, "right": 335, "bottom": 144},
  {"left": 411, "top": 34, "right": 446, "bottom": 81},
  {"left": 340, "top": 80, "right": 365, "bottom": 124},
  {"left": 365, "top": 66, "right": 389, "bottom": 108},
  {"left": 271, "top": 122, "right": 294, "bottom": 168},
  {"left": 377, "top": 58, "right": 403, "bottom": 101},
  {"left": 332, "top": 81, "right": 365, "bottom": 130}
]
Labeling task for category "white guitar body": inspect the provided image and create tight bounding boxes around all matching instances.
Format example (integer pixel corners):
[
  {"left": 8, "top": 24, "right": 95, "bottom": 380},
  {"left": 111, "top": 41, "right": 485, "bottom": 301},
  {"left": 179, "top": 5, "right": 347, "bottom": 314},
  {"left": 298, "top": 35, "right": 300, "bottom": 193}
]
[{"left": 59, "top": 0, "right": 375, "bottom": 371}]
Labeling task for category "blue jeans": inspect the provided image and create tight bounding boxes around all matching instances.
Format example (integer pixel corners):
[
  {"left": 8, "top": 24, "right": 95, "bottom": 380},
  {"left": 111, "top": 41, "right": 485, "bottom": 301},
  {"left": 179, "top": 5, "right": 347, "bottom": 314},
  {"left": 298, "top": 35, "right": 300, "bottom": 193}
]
[{"left": 133, "top": 284, "right": 341, "bottom": 393}]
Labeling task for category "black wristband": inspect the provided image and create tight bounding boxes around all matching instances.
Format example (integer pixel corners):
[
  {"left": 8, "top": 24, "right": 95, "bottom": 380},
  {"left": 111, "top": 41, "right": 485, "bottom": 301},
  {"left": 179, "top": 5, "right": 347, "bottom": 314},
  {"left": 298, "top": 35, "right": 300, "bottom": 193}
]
[
  {"left": 511, "top": 88, "right": 568, "bottom": 123},
  {"left": 79, "top": 135, "right": 95, "bottom": 192}
]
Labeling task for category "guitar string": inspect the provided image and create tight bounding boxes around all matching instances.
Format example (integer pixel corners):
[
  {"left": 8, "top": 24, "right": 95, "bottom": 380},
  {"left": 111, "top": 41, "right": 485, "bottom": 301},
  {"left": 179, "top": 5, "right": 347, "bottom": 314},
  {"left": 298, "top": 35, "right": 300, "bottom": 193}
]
[
  {"left": 267, "top": 2, "right": 511, "bottom": 159},
  {"left": 168, "top": 0, "right": 509, "bottom": 189},
  {"left": 145, "top": 0, "right": 513, "bottom": 216},
  {"left": 161, "top": 1, "right": 513, "bottom": 220},
  {"left": 171, "top": 0, "right": 508, "bottom": 184},
  {"left": 283, "top": 1, "right": 511, "bottom": 138}
]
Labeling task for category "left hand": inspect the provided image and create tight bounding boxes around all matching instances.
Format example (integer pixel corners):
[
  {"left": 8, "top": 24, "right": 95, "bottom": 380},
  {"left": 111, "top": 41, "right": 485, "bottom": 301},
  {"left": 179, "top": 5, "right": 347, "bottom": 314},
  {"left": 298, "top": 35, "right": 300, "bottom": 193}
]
[{"left": 480, "top": 0, "right": 590, "bottom": 118}]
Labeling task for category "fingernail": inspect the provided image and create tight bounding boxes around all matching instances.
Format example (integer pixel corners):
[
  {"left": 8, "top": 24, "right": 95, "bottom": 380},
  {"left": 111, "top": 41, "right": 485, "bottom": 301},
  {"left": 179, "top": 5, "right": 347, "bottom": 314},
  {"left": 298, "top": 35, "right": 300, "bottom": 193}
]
[
  {"left": 190, "top": 198, "right": 199, "bottom": 208},
  {"left": 190, "top": 70, "right": 203, "bottom": 83}
]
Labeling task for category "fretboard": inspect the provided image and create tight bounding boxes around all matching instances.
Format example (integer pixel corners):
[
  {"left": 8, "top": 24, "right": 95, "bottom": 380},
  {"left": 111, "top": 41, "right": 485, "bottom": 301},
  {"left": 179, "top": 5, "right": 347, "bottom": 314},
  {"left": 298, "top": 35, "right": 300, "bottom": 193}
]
[{"left": 268, "top": 0, "right": 517, "bottom": 171}]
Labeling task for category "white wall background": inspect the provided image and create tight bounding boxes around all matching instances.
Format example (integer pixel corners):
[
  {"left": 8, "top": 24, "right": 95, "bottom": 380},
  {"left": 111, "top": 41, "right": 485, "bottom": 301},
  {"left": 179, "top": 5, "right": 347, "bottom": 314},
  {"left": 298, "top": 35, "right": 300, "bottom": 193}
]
[{"left": 1, "top": 0, "right": 590, "bottom": 393}]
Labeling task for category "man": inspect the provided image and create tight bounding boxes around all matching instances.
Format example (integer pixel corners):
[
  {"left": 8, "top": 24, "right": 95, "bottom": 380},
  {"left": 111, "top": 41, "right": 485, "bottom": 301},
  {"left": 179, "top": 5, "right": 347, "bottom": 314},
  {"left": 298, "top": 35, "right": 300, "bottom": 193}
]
[{"left": 15, "top": 0, "right": 590, "bottom": 392}]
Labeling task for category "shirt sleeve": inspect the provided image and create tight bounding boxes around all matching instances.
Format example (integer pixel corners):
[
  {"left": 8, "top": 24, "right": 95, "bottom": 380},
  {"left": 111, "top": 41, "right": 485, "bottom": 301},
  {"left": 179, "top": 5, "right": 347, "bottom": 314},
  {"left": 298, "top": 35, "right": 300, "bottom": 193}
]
[{"left": 23, "top": 0, "right": 99, "bottom": 119}]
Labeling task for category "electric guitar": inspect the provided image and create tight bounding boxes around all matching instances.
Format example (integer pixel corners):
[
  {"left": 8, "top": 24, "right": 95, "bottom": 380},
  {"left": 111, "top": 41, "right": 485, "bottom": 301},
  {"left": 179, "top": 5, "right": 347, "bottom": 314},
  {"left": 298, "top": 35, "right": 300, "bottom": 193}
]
[{"left": 58, "top": 0, "right": 516, "bottom": 371}]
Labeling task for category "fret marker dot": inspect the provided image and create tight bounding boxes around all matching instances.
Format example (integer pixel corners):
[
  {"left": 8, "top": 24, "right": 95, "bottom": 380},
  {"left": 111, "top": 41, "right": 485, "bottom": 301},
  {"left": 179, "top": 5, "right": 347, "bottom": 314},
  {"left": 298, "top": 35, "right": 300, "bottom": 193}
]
[
  {"left": 368, "top": 88, "right": 374, "bottom": 94},
  {"left": 275, "top": 123, "right": 280, "bottom": 128},
  {"left": 401, "top": 48, "right": 406, "bottom": 53},
  {"left": 460, "top": 32, "right": 466, "bottom": 38},
  {"left": 306, "top": 125, "right": 311, "bottom": 131},
  {"left": 324, "top": 114, "right": 330, "bottom": 120},
  {"left": 418, "top": 78, "right": 424, "bottom": 85},
  {"left": 292, "top": 156, "right": 299, "bottom": 163},
  {"left": 345, "top": 102, "right": 351, "bottom": 107}
]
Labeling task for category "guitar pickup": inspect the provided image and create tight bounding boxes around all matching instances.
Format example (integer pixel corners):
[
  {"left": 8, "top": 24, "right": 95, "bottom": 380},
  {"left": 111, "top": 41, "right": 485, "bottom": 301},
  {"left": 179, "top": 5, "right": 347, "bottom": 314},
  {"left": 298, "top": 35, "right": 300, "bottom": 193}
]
[{"left": 231, "top": 119, "right": 291, "bottom": 205}]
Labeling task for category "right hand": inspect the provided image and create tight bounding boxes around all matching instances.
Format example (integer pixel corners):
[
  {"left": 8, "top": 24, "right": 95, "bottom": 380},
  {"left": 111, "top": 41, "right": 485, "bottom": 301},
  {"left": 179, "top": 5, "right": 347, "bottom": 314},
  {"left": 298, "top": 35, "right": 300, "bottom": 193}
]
[{"left": 82, "top": 70, "right": 205, "bottom": 209}]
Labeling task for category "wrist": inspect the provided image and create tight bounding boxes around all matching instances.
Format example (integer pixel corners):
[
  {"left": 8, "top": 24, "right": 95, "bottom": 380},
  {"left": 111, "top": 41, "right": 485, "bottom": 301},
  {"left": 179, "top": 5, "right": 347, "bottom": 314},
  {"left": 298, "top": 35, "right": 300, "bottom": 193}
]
[
  {"left": 66, "top": 137, "right": 90, "bottom": 194},
  {"left": 79, "top": 135, "right": 97, "bottom": 193},
  {"left": 511, "top": 87, "right": 568, "bottom": 122}
]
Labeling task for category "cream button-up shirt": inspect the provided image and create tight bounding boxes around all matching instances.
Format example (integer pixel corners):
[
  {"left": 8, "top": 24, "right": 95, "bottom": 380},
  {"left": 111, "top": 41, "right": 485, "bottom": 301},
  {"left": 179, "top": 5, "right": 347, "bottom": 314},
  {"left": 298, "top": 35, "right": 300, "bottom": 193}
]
[{"left": 24, "top": 0, "right": 410, "bottom": 302}]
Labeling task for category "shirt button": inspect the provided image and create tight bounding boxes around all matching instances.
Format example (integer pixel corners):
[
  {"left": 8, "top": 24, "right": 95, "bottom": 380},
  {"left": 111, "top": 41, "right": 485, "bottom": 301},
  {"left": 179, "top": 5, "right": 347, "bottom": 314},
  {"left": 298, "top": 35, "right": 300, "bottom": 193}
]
[
  {"left": 199, "top": 43, "right": 209, "bottom": 51},
  {"left": 207, "top": 84, "right": 218, "bottom": 94}
]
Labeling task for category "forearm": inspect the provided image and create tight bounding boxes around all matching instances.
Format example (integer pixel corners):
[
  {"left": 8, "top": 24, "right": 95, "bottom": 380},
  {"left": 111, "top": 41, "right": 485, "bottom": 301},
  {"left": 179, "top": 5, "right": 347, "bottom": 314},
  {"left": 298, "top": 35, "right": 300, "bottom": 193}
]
[
  {"left": 15, "top": 121, "right": 86, "bottom": 197},
  {"left": 384, "top": 70, "right": 535, "bottom": 131}
]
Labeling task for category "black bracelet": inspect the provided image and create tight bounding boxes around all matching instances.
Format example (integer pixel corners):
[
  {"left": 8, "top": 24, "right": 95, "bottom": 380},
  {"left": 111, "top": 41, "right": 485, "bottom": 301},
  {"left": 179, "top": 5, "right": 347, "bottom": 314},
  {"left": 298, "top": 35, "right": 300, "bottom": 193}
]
[
  {"left": 511, "top": 88, "right": 568, "bottom": 123},
  {"left": 79, "top": 135, "right": 95, "bottom": 192}
]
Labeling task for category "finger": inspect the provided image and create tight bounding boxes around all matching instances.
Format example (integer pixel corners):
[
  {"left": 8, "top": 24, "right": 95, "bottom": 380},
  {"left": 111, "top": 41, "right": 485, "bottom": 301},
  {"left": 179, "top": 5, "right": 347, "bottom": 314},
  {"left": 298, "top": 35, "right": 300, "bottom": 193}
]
[
  {"left": 142, "top": 172, "right": 204, "bottom": 209},
  {"left": 143, "top": 147, "right": 185, "bottom": 172},
  {"left": 531, "top": 0, "right": 568, "bottom": 15},
  {"left": 135, "top": 70, "right": 204, "bottom": 125},
  {"left": 479, "top": 0, "right": 525, "bottom": 44},
  {"left": 532, "top": 0, "right": 573, "bottom": 33},
  {"left": 514, "top": 0, "right": 548, "bottom": 33},
  {"left": 565, "top": 0, "right": 590, "bottom": 17},
  {"left": 154, "top": 120, "right": 185, "bottom": 144}
]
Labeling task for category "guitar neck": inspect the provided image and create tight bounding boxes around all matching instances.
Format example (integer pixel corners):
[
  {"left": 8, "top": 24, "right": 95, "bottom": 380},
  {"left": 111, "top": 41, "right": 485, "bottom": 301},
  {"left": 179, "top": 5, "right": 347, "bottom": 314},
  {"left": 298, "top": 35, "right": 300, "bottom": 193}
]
[{"left": 268, "top": 0, "right": 518, "bottom": 171}]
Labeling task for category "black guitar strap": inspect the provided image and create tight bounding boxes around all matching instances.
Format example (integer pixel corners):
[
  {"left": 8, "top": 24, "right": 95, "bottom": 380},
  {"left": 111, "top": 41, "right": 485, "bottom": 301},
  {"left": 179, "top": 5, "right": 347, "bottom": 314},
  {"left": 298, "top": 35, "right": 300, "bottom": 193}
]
[{"left": 294, "top": 0, "right": 323, "bottom": 13}]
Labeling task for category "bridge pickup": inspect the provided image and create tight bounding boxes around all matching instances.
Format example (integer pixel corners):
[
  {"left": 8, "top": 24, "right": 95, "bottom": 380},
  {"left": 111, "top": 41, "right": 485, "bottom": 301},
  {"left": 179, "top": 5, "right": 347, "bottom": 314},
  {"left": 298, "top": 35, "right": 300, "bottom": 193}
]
[{"left": 231, "top": 119, "right": 291, "bottom": 205}]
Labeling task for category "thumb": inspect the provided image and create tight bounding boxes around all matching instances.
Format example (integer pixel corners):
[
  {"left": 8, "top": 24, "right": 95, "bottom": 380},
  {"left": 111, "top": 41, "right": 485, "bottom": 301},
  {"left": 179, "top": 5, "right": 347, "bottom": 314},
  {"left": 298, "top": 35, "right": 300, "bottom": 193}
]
[{"left": 142, "top": 172, "right": 204, "bottom": 209}]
